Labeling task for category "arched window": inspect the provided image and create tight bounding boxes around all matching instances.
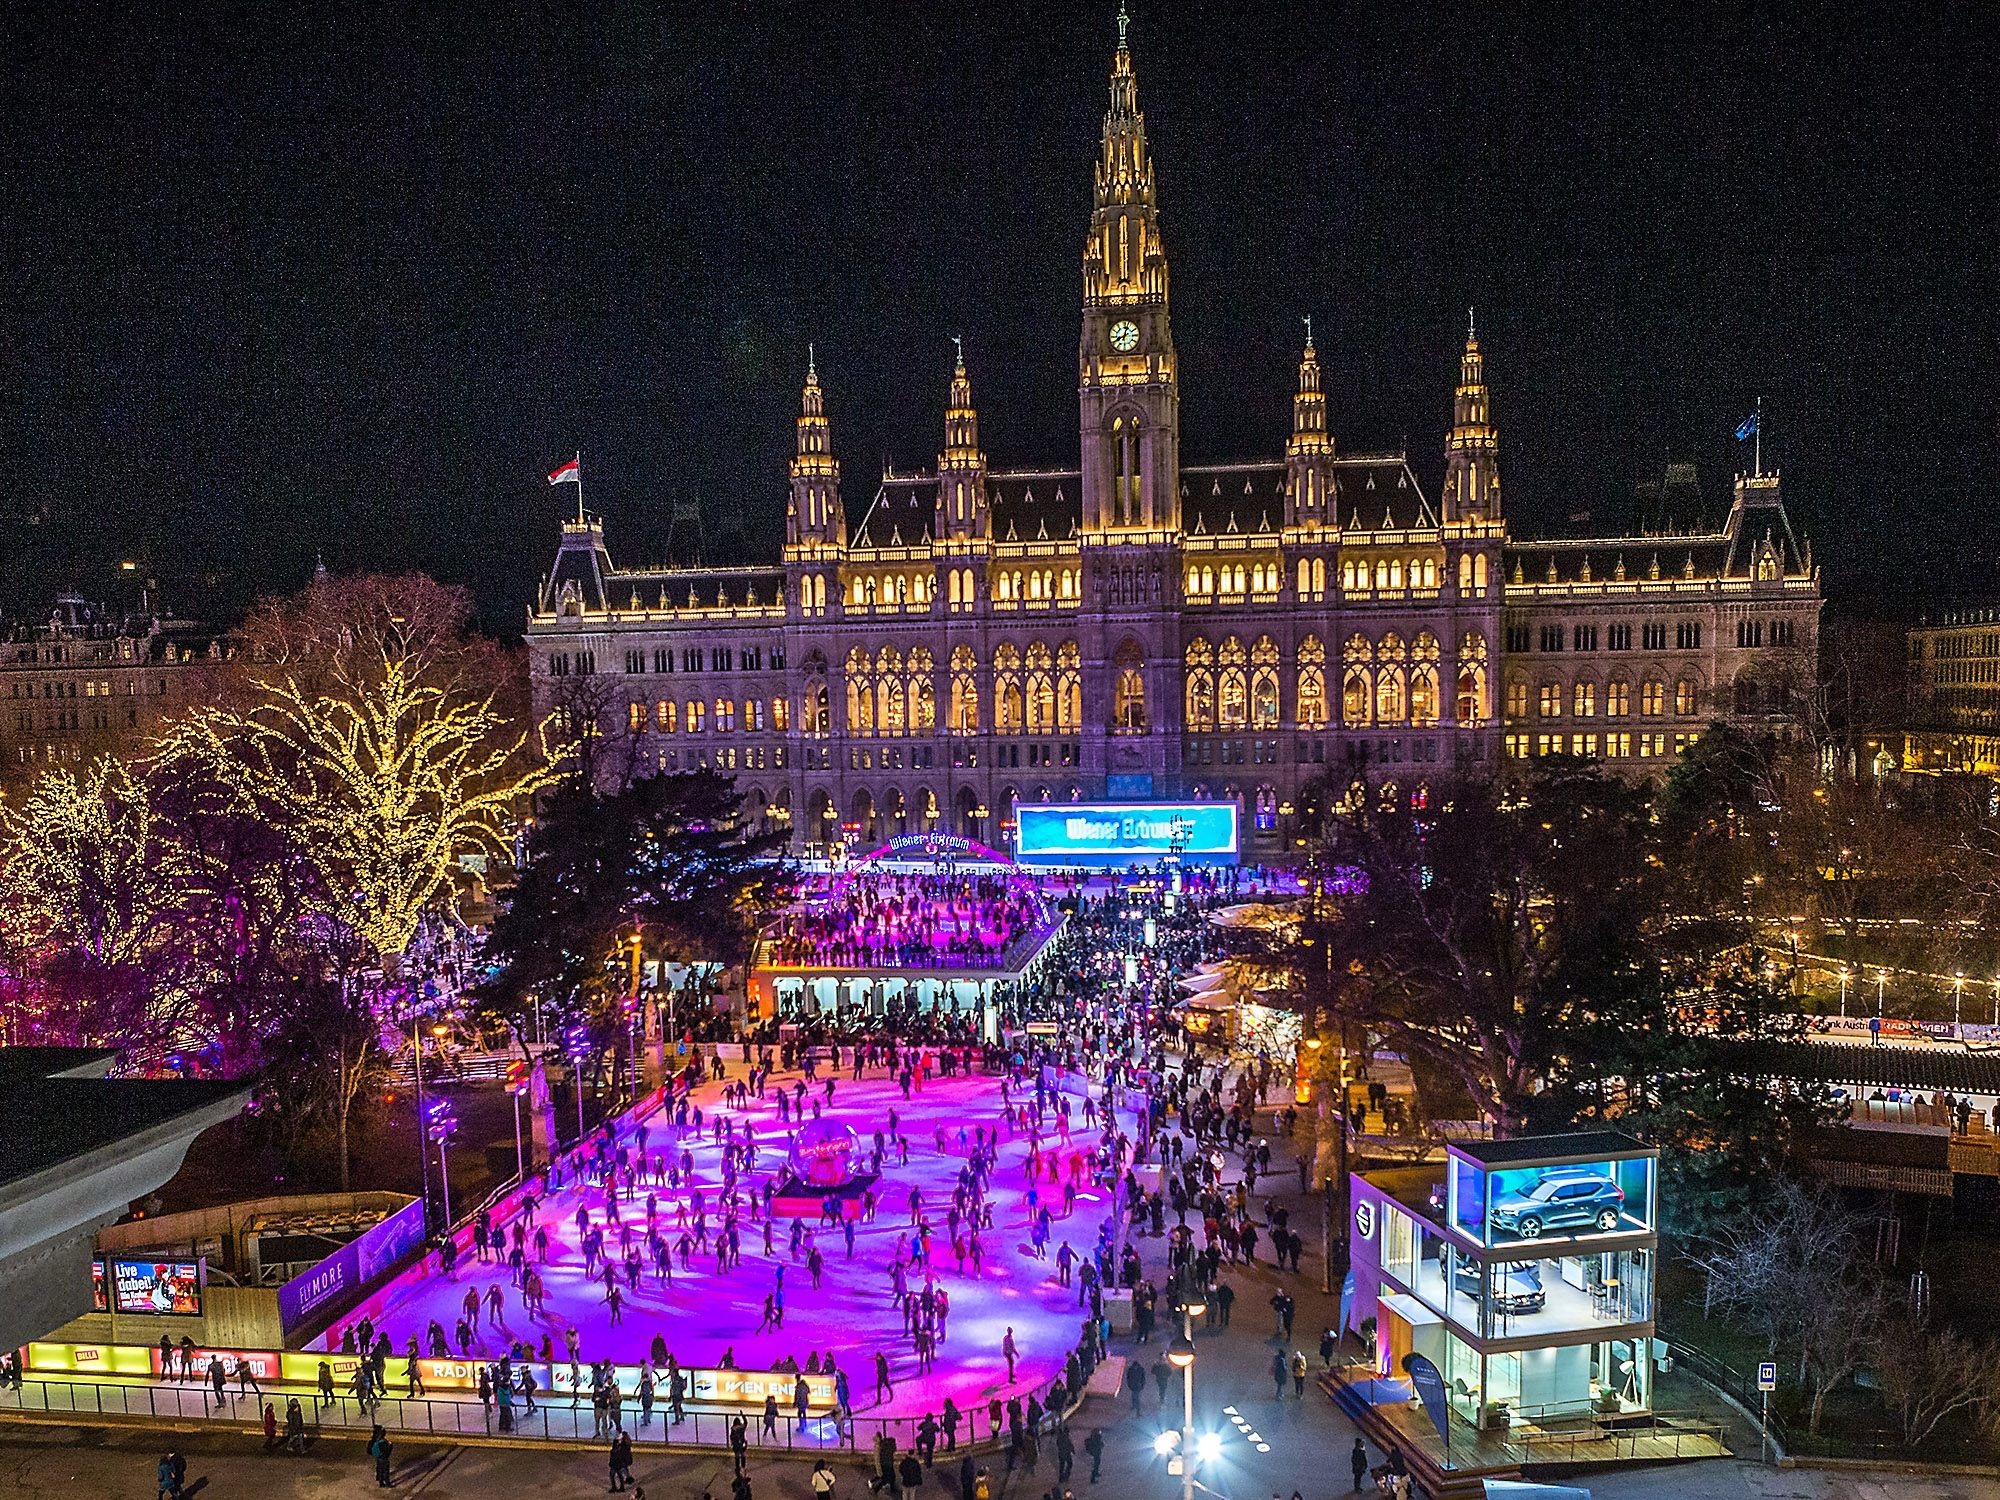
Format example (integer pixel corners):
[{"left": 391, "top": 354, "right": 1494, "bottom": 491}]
[
  {"left": 1296, "top": 558, "right": 1311, "bottom": 596},
  {"left": 1342, "top": 634, "right": 1374, "bottom": 726},
  {"left": 1456, "top": 632, "right": 1488, "bottom": 723},
  {"left": 1312, "top": 557, "right": 1326, "bottom": 594},
  {"left": 947, "top": 570, "right": 963, "bottom": 607},
  {"left": 1110, "top": 414, "right": 1142, "bottom": 526},
  {"left": 1676, "top": 677, "right": 1698, "bottom": 716},
  {"left": 1410, "top": 632, "right": 1441, "bottom": 724},
  {"left": 1458, "top": 554, "right": 1473, "bottom": 593},
  {"left": 1297, "top": 635, "right": 1327, "bottom": 729},
  {"left": 1113, "top": 639, "right": 1147, "bottom": 731},
  {"left": 877, "top": 646, "right": 906, "bottom": 735},
  {"left": 995, "top": 645, "right": 1024, "bottom": 731},
  {"left": 1218, "top": 636, "right": 1249, "bottom": 728},
  {"left": 845, "top": 647, "right": 874, "bottom": 734},
  {"left": 1056, "top": 642, "right": 1082, "bottom": 730},
  {"left": 656, "top": 699, "right": 677, "bottom": 733},
  {"left": 1375, "top": 633, "right": 1408, "bottom": 724},
  {"left": 909, "top": 648, "right": 936, "bottom": 732},
  {"left": 1184, "top": 639, "right": 1216, "bottom": 731},
  {"left": 1473, "top": 554, "right": 1488, "bottom": 592},
  {"left": 1250, "top": 634, "right": 1280, "bottom": 729},
  {"left": 950, "top": 645, "right": 979, "bottom": 734},
  {"left": 686, "top": 699, "right": 705, "bottom": 733},
  {"left": 1641, "top": 678, "right": 1666, "bottom": 716},
  {"left": 1025, "top": 642, "right": 1056, "bottom": 733}
]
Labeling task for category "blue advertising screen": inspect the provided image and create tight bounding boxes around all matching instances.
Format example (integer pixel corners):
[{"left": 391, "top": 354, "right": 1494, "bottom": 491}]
[{"left": 1014, "top": 802, "right": 1238, "bottom": 866}]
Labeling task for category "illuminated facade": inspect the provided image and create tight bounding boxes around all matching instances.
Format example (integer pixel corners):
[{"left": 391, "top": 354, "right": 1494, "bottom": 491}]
[
  {"left": 1902, "top": 608, "right": 2000, "bottom": 776},
  {"left": 526, "top": 18, "right": 1820, "bottom": 855}
]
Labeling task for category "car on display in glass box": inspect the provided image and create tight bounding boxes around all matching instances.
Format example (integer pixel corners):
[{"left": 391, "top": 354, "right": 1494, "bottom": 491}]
[
  {"left": 1452, "top": 1256, "right": 1546, "bottom": 1313},
  {"left": 1490, "top": 1169, "right": 1625, "bottom": 1238}
]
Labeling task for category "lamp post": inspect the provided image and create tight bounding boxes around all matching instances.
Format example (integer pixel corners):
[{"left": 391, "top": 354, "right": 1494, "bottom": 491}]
[
  {"left": 1954, "top": 973, "right": 1966, "bottom": 1034},
  {"left": 1166, "top": 1300, "right": 1201, "bottom": 1500},
  {"left": 565, "top": 1022, "right": 590, "bottom": 1147},
  {"left": 409, "top": 1006, "right": 434, "bottom": 1230},
  {"left": 425, "top": 1098, "right": 459, "bottom": 1226},
  {"left": 1875, "top": 969, "right": 1888, "bottom": 1019},
  {"left": 1838, "top": 967, "right": 1851, "bottom": 1020}
]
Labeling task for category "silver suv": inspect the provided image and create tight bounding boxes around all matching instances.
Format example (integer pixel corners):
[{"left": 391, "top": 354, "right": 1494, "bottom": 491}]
[{"left": 1489, "top": 1170, "right": 1625, "bottom": 1238}]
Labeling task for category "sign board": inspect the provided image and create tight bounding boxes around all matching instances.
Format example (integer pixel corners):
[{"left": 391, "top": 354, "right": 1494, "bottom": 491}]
[
  {"left": 110, "top": 1259, "right": 202, "bottom": 1316},
  {"left": 1757, "top": 1361, "right": 1777, "bottom": 1392},
  {"left": 277, "top": 1198, "right": 426, "bottom": 1334},
  {"left": 1353, "top": 1200, "right": 1376, "bottom": 1240},
  {"left": 1014, "top": 801, "right": 1239, "bottom": 866}
]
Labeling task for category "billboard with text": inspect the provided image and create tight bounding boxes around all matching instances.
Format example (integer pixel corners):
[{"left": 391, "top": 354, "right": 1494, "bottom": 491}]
[{"left": 1014, "top": 801, "right": 1239, "bottom": 866}]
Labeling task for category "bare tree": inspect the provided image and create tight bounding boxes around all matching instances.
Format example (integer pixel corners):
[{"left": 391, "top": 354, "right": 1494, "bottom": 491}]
[{"left": 1875, "top": 1320, "right": 2000, "bottom": 1448}]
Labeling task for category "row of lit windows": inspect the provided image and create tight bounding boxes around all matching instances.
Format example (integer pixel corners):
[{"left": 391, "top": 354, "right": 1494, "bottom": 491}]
[
  {"left": 5, "top": 678, "right": 163, "bottom": 699},
  {"left": 1503, "top": 731, "right": 1693, "bottom": 760},
  {"left": 1506, "top": 678, "right": 1697, "bottom": 720},
  {"left": 625, "top": 645, "right": 781, "bottom": 675}
]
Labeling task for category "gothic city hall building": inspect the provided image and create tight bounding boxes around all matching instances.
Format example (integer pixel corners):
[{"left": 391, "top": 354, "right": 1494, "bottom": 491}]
[{"left": 527, "top": 23, "right": 1821, "bottom": 858}]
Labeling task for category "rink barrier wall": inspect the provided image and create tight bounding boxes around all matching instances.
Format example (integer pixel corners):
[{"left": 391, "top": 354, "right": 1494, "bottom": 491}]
[{"left": 0, "top": 1364, "right": 1088, "bottom": 1459}]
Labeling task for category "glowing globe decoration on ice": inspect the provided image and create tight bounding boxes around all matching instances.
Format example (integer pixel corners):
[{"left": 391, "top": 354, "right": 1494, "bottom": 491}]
[{"left": 787, "top": 1118, "right": 860, "bottom": 1188}]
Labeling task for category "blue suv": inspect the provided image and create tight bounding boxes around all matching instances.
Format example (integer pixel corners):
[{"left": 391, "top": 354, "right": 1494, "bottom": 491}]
[{"left": 1489, "top": 1170, "right": 1625, "bottom": 1238}]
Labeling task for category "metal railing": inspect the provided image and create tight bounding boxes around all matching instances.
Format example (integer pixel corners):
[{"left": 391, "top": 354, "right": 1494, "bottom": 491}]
[{"left": 0, "top": 1373, "right": 1044, "bottom": 1455}]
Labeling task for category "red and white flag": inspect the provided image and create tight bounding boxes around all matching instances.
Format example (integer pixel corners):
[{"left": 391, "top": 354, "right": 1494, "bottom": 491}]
[{"left": 548, "top": 456, "right": 581, "bottom": 486}]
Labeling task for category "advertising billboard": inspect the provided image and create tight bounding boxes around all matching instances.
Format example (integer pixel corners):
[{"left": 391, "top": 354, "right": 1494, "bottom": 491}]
[
  {"left": 110, "top": 1259, "right": 202, "bottom": 1316},
  {"left": 277, "top": 1197, "right": 426, "bottom": 1335},
  {"left": 91, "top": 1259, "right": 108, "bottom": 1312},
  {"left": 1014, "top": 801, "right": 1239, "bottom": 866}
]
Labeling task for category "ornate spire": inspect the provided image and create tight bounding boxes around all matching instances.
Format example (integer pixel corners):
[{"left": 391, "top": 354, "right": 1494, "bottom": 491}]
[
  {"left": 1443, "top": 320, "right": 1500, "bottom": 523},
  {"left": 788, "top": 348, "right": 842, "bottom": 547},
  {"left": 1286, "top": 317, "right": 1332, "bottom": 525},
  {"left": 938, "top": 340, "right": 988, "bottom": 540},
  {"left": 944, "top": 340, "right": 979, "bottom": 456},
  {"left": 1083, "top": 2, "right": 1167, "bottom": 309}
]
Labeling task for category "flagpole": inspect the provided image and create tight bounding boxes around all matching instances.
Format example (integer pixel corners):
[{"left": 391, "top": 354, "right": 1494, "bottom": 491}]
[
  {"left": 574, "top": 449, "right": 585, "bottom": 525},
  {"left": 1754, "top": 398, "right": 1762, "bottom": 479}
]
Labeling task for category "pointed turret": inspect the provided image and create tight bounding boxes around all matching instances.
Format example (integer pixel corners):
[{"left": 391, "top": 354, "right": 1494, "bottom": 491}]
[
  {"left": 1079, "top": 1, "right": 1181, "bottom": 535},
  {"left": 937, "top": 338, "right": 989, "bottom": 542},
  {"left": 786, "top": 347, "right": 844, "bottom": 550},
  {"left": 1441, "top": 312, "right": 1501, "bottom": 523},
  {"left": 1285, "top": 316, "right": 1334, "bottom": 528}
]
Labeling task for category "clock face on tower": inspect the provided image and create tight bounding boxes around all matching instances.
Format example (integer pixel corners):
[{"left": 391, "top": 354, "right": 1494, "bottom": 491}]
[{"left": 1109, "top": 319, "right": 1139, "bottom": 353}]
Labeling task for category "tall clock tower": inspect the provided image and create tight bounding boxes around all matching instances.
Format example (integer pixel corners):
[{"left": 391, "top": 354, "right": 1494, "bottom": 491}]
[{"left": 1079, "top": 4, "right": 1179, "bottom": 537}]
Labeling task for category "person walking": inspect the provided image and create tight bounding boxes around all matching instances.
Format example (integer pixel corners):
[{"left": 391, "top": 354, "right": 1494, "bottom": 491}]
[
  {"left": 367, "top": 1424, "right": 394, "bottom": 1488},
  {"left": 284, "top": 1396, "right": 306, "bottom": 1455},
  {"left": 1290, "top": 1349, "right": 1307, "bottom": 1397},
  {"left": 1083, "top": 1427, "right": 1104, "bottom": 1484},
  {"left": 1349, "top": 1438, "right": 1369, "bottom": 1493},
  {"left": 1269, "top": 1350, "right": 1286, "bottom": 1400},
  {"left": 811, "top": 1459, "right": 837, "bottom": 1500}
]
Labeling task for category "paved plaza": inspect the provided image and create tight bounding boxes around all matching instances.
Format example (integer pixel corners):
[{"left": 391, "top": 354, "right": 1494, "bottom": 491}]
[{"left": 342, "top": 1060, "right": 1122, "bottom": 1420}]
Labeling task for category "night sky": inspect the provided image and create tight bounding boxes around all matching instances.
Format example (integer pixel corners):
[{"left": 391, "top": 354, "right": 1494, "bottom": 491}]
[{"left": 4, "top": 1, "right": 1992, "bottom": 631}]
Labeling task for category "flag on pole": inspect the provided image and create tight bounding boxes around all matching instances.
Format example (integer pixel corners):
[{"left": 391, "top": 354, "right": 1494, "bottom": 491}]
[
  {"left": 548, "top": 456, "right": 581, "bottom": 486},
  {"left": 1734, "top": 410, "right": 1759, "bottom": 441}
]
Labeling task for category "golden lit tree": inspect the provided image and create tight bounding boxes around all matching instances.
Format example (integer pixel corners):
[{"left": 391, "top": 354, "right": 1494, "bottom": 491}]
[{"left": 163, "top": 575, "right": 563, "bottom": 968}]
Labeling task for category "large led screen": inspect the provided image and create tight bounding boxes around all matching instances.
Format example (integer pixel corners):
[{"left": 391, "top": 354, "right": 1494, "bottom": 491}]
[{"left": 1014, "top": 802, "right": 1239, "bottom": 865}]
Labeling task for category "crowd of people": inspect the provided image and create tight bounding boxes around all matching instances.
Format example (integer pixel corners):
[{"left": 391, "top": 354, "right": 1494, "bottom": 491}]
[{"left": 762, "top": 871, "right": 1048, "bottom": 970}]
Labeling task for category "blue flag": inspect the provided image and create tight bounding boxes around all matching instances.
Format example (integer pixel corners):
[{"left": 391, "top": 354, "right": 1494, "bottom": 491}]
[{"left": 1735, "top": 410, "right": 1759, "bottom": 441}]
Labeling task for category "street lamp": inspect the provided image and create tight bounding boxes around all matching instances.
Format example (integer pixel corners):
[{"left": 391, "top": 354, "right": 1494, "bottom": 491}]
[
  {"left": 1875, "top": 969, "right": 1888, "bottom": 1019},
  {"left": 565, "top": 1022, "right": 591, "bottom": 1146},
  {"left": 1166, "top": 1324, "right": 1198, "bottom": 1500},
  {"left": 425, "top": 1098, "right": 458, "bottom": 1225},
  {"left": 1838, "top": 967, "right": 1851, "bottom": 1019},
  {"left": 1955, "top": 973, "right": 1966, "bottom": 1033}
]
